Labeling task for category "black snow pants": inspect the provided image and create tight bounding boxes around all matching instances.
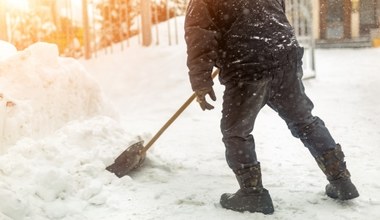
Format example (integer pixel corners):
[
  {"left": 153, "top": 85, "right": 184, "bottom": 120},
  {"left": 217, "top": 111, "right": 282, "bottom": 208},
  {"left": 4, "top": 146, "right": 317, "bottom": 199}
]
[{"left": 220, "top": 47, "right": 337, "bottom": 172}]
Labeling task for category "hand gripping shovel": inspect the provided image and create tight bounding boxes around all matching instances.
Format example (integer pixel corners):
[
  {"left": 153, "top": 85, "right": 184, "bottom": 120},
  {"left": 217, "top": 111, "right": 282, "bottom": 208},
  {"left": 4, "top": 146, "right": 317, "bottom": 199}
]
[{"left": 106, "top": 69, "right": 220, "bottom": 178}]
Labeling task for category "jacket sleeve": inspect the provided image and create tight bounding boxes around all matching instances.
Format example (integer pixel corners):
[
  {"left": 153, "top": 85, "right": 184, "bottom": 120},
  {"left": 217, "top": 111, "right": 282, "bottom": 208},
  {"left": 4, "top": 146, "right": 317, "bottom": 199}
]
[
  {"left": 184, "top": 0, "right": 219, "bottom": 91},
  {"left": 281, "top": 0, "right": 286, "bottom": 12}
]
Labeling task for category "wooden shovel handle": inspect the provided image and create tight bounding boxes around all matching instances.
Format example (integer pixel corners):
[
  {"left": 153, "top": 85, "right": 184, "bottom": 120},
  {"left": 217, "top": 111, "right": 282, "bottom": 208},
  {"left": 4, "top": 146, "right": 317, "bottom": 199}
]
[{"left": 142, "top": 68, "right": 220, "bottom": 153}]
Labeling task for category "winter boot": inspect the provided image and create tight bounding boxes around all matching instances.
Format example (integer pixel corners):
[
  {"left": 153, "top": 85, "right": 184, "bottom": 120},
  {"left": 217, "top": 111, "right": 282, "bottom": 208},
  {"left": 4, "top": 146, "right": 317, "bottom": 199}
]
[
  {"left": 220, "top": 163, "right": 274, "bottom": 214},
  {"left": 315, "top": 144, "right": 359, "bottom": 200}
]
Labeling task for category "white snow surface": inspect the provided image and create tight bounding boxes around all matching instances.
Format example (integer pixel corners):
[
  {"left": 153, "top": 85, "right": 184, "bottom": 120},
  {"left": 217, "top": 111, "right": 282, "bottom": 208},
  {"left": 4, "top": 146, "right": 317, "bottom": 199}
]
[
  {"left": 0, "top": 41, "right": 17, "bottom": 61},
  {"left": 1, "top": 20, "right": 380, "bottom": 220}
]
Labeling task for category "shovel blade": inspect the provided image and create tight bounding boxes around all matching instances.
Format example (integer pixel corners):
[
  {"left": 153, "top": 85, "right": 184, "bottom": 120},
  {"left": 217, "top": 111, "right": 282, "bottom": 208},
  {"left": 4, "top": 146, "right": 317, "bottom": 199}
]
[{"left": 106, "top": 141, "right": 146, "bottom": 178}]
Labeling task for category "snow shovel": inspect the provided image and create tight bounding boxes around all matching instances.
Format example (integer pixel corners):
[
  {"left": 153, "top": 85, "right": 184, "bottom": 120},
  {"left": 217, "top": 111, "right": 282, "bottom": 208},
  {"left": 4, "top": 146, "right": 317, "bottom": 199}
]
[{"left": 106, "top": 69, "right": 220, "bottom": 178}]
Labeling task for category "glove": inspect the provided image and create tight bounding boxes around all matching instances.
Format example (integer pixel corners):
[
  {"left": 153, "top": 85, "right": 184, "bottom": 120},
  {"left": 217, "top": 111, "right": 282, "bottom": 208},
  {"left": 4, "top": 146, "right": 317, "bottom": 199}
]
[{"left": 195, "top": 87, "right": 216, "bottom": 111}]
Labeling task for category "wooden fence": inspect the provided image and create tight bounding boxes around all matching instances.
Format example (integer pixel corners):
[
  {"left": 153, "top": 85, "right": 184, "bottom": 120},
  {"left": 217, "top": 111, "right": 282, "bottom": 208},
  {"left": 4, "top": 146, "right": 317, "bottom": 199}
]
[{"left": 0, "top": 0, "right": 315, "bottom": 76}]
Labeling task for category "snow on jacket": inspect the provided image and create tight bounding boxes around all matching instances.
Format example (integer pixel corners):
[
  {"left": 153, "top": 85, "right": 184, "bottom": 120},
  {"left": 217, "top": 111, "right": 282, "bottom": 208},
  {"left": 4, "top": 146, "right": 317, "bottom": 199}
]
[{"left": 184, "top": 0, "right": 300, "bottom": 90}]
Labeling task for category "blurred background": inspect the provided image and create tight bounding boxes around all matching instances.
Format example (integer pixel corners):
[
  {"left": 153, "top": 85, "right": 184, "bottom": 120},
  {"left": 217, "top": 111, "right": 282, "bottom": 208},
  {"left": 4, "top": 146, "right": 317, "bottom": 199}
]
[{"left": 0, "top": 0, "right": 379, "bottom": 62}]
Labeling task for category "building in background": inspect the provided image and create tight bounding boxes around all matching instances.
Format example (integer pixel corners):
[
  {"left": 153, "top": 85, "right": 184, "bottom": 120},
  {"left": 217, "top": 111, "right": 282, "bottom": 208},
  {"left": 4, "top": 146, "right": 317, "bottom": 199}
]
[{"left": 316, "top": 0, "right": 380, "bottom": 47}]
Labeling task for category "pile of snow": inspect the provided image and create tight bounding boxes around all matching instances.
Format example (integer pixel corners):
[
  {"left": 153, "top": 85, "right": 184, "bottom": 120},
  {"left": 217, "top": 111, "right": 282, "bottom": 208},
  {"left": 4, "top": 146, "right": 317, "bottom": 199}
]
[
  {"left": 0, "top": 40, "right": 17, "bottom": 61},
  {"left": 0, "top": 42, "right": 115, "bottom": 149},
  {"left": 0, "top": 42, "right": 141, "bottom": 219},
  {"left": 0, "top": 116, "right": 140, "bottom": 220}
]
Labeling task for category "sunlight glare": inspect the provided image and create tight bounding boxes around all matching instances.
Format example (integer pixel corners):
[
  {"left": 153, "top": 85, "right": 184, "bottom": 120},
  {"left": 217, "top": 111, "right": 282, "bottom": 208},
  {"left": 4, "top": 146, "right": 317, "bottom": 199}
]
[{"left": 6, "top": 0, "right": 29, "bottom": 10}]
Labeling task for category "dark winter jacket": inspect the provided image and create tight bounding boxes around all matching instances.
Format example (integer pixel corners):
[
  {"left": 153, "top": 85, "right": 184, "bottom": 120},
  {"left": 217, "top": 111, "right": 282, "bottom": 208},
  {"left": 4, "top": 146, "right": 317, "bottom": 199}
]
[{"left": 184, "top": 0, "right": 300, "bottom": 90}]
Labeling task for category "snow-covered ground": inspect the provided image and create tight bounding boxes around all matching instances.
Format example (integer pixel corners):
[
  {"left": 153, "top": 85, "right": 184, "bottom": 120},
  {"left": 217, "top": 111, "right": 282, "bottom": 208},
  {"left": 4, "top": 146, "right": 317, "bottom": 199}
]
[{"left": 1, "top": 19, "right": 380, "bottom": 220}]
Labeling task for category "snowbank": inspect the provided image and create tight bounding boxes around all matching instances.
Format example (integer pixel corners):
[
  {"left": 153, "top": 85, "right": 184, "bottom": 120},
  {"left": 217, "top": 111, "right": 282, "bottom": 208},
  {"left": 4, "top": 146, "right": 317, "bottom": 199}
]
[
  {"left": 0, "top": 41, "right": 17, "bottom": 61},
  {"left": 0, "top": 42, "right": 139, "bottom": 220},
  {"left": 0, "top": 42, "right": 115, "bottom": 150},
  {"left": 0, "top": 116, "right": 139, "bottom": 220}
]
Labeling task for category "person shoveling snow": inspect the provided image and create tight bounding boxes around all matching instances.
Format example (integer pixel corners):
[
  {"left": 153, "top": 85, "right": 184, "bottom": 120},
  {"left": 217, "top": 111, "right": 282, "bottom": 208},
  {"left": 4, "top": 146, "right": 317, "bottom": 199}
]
[{"left": 184, "top": 0, "right": 359, "bottom": 214}]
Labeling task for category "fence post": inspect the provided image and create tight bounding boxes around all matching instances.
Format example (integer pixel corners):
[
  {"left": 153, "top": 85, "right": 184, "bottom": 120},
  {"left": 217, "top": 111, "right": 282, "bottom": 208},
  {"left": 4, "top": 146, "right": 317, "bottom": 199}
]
[
  {"left": 0, "top": 0, "right": 7, "bottom": 41},
  {"left": 141, "top": 0, "right": 152, "bottom": 46},
  {"left": 166, "top": 0, "right": 172, "bottom": 45},
  {"left": 82, "top": 0, "right": 91, "bottom": 59}
]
